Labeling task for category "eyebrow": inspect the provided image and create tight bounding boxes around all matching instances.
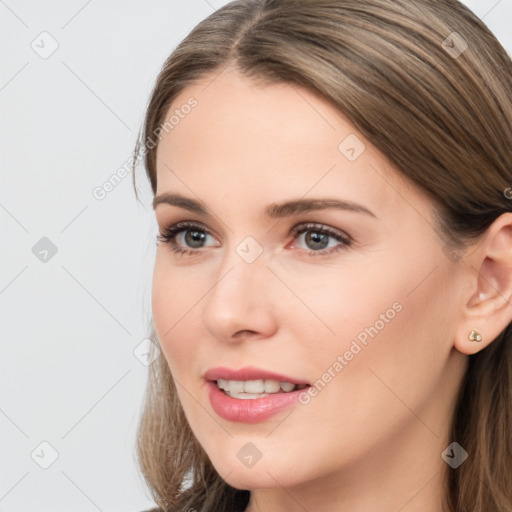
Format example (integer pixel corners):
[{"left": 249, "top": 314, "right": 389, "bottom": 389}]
[{"left": 152, "top": 192, "right": 376, "bottom": 218}]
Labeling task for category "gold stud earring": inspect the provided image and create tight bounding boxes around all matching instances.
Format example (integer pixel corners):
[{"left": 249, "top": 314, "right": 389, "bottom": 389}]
[{"left": 468, "top": 329, "right": 482, "bottom": 342}]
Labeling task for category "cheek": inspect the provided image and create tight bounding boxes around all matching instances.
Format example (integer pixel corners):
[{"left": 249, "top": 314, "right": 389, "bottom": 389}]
[
  {"left": 281, "top": 260, "right": 406, "bottom": 368},
  {"left": 266, "top": 266, "right": 454, "bottom": 469},
  {"left": 151, "top": 256, "right": 203, "bottom": 370},
  {"left": 293, "top": 255, "right": 454, "bottom": 412}
]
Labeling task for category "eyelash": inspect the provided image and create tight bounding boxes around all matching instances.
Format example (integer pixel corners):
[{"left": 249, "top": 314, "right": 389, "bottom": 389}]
[{"left": 156, "top": 221, "right": 353, "bottom": 258}]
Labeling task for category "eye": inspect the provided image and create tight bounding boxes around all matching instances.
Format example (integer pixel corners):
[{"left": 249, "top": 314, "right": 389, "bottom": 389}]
[
  {"left": 156, "top": 221, "right": 219, "bottom": 256},
  {"left": 156, "top": 221, "right": 352, "bottom": 257},
  {"left": 289, "top": 223, "right": 352, "bottom": 256}
]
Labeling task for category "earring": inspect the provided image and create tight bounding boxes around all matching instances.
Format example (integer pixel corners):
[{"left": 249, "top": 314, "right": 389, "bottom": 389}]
[{"left": 468, "top": 329, "right": 482, "bottom": 342}]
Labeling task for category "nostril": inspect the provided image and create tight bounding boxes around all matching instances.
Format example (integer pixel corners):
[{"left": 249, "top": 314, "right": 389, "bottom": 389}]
[{"left": 233, "top": 329, "right": 258, "bottom": 339}]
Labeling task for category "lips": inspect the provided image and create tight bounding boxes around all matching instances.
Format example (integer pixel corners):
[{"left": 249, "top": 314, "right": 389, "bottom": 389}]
[{"left": 204, "top": 366, "right": 311, "bottom": 423}]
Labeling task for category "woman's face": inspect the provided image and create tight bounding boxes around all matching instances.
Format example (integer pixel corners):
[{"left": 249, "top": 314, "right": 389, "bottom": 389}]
[{"left": 152, "top": 69, "right": 468, "bottom": 493}]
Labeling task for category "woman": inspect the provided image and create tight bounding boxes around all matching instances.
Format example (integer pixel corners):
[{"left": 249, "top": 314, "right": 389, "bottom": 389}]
[{"left": 132, "top": 1, "right": 512, "bottom": 510}]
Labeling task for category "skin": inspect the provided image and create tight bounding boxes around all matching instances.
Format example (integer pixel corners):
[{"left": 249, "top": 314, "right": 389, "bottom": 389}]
[{"left": 151, "top": 67, "right": 512, "bottom": 512}]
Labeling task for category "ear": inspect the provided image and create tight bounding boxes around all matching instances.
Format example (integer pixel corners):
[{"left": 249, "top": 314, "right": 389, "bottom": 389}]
[{"left": 454, "top": 212, "right": 512, "bottom": 355}]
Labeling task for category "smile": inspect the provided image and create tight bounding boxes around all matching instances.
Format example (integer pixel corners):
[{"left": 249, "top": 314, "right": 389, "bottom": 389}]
[
  {"left": 204, "top": 367, "right": 311, "bottom": 422},
  {"left": 216, "top": 379, "right": 308, "bottom": 399}
]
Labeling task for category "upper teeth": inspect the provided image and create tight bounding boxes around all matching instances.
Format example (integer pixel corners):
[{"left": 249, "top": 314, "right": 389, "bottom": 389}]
[{"left": 217, "top": 379, "right": 304, "bottom": 394}]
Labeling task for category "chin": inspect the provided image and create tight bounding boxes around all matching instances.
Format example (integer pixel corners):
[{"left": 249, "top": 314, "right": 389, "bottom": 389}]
[
  {"left": 208, "top": 451, "right": 308, "bottom": 491},
  {"left": 222, "top": 468, "right": 290, "bottom": 491}
]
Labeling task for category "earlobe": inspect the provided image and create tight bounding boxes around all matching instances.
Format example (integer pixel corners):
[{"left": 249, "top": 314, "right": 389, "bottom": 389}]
[
  {"left": 454, "top": 326, "right": 489, "bottom": 356},
  {"left": 454, "top": 213, "right": 512, "bottom": 355}
]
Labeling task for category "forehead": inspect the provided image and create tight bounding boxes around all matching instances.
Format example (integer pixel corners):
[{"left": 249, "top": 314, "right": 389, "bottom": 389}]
[{"left": 154, "top": 69, "right": 431, "bottom": 222}]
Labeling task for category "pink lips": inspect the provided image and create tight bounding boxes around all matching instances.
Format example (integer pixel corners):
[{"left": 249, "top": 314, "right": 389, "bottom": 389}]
[{"left": 204, "top": 366, "right": 310, "bottom": 423}]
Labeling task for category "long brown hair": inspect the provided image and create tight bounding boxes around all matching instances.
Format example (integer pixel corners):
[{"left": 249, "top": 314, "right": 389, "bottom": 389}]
[{"left": 132, "top": 1, "right": 512, "bottom": 510}]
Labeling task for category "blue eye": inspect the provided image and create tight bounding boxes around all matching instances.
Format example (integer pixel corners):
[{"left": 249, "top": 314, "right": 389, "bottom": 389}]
[
  {"left": 157, "top": 221, "right": 217, "bottom": 256},
  {"left": 157, "top": 221, "right": 352, "bottom": 257},
  {"left": 289, "top": 223, "right": 352, "bottom": 256}
]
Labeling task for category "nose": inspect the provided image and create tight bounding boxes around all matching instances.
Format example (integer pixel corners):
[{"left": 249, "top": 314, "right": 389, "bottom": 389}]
[{"left": 201, "top": 245, "right": 278, "bottom": 344}]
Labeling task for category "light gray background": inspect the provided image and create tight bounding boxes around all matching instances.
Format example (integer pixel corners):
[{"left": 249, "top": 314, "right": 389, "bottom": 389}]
[{"left": 1, "top": 1, "right": 511, "bottom": 511}]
